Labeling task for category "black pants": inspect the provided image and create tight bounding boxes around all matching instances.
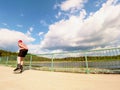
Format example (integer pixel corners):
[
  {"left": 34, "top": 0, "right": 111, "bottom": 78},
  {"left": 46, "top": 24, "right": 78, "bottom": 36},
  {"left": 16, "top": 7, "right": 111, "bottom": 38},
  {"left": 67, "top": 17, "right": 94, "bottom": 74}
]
[{"left": 18, "top": 49, "right": 28, "bottom": 57}]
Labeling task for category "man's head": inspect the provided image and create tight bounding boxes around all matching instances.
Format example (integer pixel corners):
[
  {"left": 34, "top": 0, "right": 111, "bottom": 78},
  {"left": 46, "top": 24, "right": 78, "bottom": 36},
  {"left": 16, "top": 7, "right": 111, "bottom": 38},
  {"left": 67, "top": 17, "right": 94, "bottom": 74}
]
[{"left": 18, "top": 40, "right": 23, "bottom": 43}]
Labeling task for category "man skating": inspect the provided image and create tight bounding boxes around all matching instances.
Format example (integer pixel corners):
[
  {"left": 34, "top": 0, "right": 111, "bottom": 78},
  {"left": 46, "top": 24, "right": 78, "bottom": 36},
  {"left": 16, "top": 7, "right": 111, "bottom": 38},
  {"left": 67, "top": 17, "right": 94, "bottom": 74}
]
[{"left": 14, "top": 40, "right": 28, "bottom": 73}]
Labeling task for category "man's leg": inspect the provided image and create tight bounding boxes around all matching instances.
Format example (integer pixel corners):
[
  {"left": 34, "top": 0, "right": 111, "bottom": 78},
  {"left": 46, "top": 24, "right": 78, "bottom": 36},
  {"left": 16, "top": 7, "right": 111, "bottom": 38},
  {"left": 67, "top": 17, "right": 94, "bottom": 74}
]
[
  {"left": 17, "top": 57, "right": 21, "bottom": 64},
  {"left": 20, "top": 57, "right": 24, "bottom": 73},
  {"left": 14, "top": 57, "right": 22, "bottom": 71},
  {"left": 20, "top": 57, "right": 24, "bottom": 65}
]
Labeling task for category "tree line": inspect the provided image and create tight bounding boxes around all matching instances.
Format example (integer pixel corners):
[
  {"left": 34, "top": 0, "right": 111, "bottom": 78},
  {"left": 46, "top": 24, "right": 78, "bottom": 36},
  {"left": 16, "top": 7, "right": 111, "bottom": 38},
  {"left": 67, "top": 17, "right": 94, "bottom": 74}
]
[{"left": 0, "top": 49, "right": 17, "bottom": 56}]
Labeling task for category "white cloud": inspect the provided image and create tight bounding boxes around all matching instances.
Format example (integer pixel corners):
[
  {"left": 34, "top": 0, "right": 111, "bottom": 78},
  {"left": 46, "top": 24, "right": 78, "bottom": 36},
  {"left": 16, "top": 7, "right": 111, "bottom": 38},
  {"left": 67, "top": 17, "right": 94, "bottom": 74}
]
[
  {"left": 60, "top": 0, "right": 87, "bottom": 12},
  {"left": 26, "top": 27, "right": 34, "bottom": 36},
  {"left": 40, "top": 0, "right": 120, "bottom": 52},
  {"left": 55, "top": 0, "right": 88, "bottom": 20},
  {"left": 55, "top": 12, "right": 62, "bottom": 19},
  {"left": 27, "top": 44, "right": 41, "bottom": 54},
  {"left": 0, "top": 28, "right": 35, "bottom": 51},
  {"left": 2, "top": 0, "right": 119, "bottom": 54},
  {"left": 29, "top": 27, "right": 33, "bottom": 32},
  {"left": 38, "top": 32, "right": 44, "bottom": 36}
]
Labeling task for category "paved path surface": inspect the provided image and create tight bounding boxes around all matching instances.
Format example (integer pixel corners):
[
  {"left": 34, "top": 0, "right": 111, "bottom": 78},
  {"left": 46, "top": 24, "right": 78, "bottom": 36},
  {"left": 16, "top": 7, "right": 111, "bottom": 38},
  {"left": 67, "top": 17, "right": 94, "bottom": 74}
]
[{"left": 0, "top": 65, "right": 120, "bottom": 90}]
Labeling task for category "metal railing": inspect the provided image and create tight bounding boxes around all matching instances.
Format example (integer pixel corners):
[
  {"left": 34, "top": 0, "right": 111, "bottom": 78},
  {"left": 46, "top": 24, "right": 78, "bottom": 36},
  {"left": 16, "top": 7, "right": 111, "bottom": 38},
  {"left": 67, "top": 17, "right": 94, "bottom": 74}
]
[{"left": 0, "top": 47, "right": 120, "bottom": 74}]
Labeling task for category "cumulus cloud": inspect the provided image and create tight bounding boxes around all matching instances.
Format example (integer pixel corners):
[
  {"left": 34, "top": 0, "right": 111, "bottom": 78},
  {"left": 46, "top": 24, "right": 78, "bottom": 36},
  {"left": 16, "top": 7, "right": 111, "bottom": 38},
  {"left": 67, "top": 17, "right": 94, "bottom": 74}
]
[
  {"left": 40, "top": 0, "right": 120, "bottom": 52},
  {"left": 2, "top": 0, "right": 119, "bottom": 54},
  {"left": 60, "top": 0, "right": 87, "bottom": 12},
  {"left": 0, "top": 28, "right": 35, "bottom": 51},
  {"left": 55, "top": 0, "right": 88, "bottom": 19}
]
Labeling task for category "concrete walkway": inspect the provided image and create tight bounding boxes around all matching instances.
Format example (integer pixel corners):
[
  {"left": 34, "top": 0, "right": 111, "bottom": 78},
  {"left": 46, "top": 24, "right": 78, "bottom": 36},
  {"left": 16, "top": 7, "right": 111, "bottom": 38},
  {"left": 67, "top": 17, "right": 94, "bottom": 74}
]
[{"left": 0, "top": 65, "right": 120, "bottom": 90}]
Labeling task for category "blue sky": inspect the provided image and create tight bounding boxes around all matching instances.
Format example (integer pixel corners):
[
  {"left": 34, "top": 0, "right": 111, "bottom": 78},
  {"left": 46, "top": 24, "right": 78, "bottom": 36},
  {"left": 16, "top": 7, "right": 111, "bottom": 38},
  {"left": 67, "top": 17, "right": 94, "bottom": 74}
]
[{"left": 0, "top": 0, "right": 120, "bottom": 54}]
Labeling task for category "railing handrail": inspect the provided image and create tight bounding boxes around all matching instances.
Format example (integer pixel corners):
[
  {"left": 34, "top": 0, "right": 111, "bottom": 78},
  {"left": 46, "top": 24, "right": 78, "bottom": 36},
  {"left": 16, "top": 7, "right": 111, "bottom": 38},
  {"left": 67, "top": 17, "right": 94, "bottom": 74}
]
[{"left": 30, "top": 47, "right": 120, "bottom": 55}]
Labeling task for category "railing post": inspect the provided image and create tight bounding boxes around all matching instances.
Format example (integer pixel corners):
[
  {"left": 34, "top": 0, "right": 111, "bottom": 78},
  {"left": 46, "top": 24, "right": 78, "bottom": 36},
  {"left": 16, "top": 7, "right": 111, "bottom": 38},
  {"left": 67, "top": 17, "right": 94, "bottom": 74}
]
[
  {"left": 85, "top": 53, "right": 89, "bottom": 74},
  {"left": 6, "top": 56, "right": 9, "bottom": 65},
  {"left": 0, "top": 57, "right": 1, "bottom": 62},
  {"left": 51, "top": 54, "right": 55, "bottom": 71},
  {"left": 29, "top": 55, "right": 32, "bottom": 69}
]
